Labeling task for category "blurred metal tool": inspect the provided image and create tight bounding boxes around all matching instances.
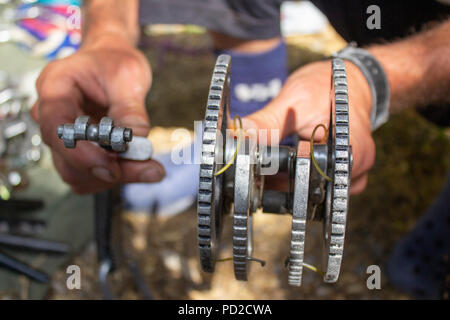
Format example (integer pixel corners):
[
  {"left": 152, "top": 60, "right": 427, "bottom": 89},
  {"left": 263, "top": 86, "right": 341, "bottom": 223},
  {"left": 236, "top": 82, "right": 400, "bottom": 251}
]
[
  {"left": 0, "top": 231, "right": 69, "bottom": 283},
  {"left": 0, "top": 234, "right": 70, "bottom": 254},
  {"left": 95, "top": 189, "right": 153, "bottom": 299},
  {"left": 0, "top": 251, "right": 49, "bottom": 283},
  {"left": 0, "top": 198, "right": 44, "bottom": 210},
  {"left": 128, "top": 260, "right": 154, "bottom": 300},
  {"left": 0, "top": 112, "right": 43, "bottom": 168},
  {"left": 57, "top": 116, "right": 154, "bottom": 299},
  {"left": 95, "top": 189, "right": 118, "bottom": 300},
  {"left": 0, "top": 217, "right": 46, "bottom": 235}
]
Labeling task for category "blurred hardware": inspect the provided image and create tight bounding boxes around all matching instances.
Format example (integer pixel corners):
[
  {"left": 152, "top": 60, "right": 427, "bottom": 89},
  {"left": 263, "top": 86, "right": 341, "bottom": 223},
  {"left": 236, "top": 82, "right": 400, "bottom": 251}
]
[
  {"left": 0, "top": 72, "right": 42, "bottom": 201},
  {"left": 57, "top": 116, "right": 153, "bottom": 160},
  {"left": 0, "top": 195, "right": 69, "bottom": 283},
  {"left": 0, "top": 197, "right": 43, "bottom": 211},
  {"left": 0, "top": 233, "right": 69, "bottom": 253},
  {"left": 0, "top": 250, "right": 49, "bottom": 283},
  {"left": 0, "top": 69, "right": 57, "bottom": 284},
  {"left": 0, "top": 216, "right": 46, "bottom": 235},
  {"left": 0, "top": 197, "right": 70, "bottom": 283}
]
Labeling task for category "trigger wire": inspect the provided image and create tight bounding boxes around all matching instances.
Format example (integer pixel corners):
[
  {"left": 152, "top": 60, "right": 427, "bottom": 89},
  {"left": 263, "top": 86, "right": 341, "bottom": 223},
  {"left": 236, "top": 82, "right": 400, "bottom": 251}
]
[
  {"left": 310, "top": 124, "right": 333, "bottom": 182},
  {"left": 215, "top": 115, "right": 243, "bottom": 176}
]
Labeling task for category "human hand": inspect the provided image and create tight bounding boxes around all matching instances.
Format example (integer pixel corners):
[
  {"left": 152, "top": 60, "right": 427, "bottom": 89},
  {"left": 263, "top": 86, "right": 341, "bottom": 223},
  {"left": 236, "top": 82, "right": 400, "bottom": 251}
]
[
  {"left": 31, "top": 34, "right": 165, "bottom": 194},
  {"left": 241, "top": 60, "right": 375, "bottom": 194}
]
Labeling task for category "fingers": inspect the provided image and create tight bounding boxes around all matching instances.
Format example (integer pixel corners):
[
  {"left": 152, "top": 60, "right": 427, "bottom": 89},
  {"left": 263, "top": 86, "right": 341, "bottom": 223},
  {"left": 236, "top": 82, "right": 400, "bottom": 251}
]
[
  {"left": 110, "top": 103, "right": 150, "bottom": 138},
  {"left": 348, "top": 127, "right": 375, "bottom": 195},
  {"left": 349, "top": 125, "right": 376, "bottom": 179},
  {"left": 51, "top": 151, "right": 112, "bottom": 194},
  {"left": 103, "top": 50, "right": 152, "bottom": 137},
  {"left": 36, "top": 66, "right": 123, "bottom": 184},
  {"left": 36, "top": 70, "right": 80, "bottom": 148},
  {"left": 52, "top": 147, "right": 165, "bottom": 194},
  {"left": 240, "top": 63, "right": 331, "bottom": 143},
  {"left": 264, "top": 173, "right": 290, "bottom": 192},
  {"left": 239, "top": 75, "right": 302, "bottom": 142},
  {"left": 118, "top": 158, "right": 165, "bottom": 184},
  {"left": 52, "top": 125, "right": 165, "bottom": 193},
  {"left": 34, "top": 45, "right": 158, "bottom": 192},
  {"left": 240, "top": 105, "right": 292, "bottom": 143},
  {"left": 350, "top": 174, "right": 368, "bottom": 195},
  {"left": 59, "top": 141, "right": 122, "bottom": 182},
  {"left": 348, "top": 131, "right": 375, "bottom": 195},
  {"left": 30, "top": 100, "right": 40, "bottom": 124}
]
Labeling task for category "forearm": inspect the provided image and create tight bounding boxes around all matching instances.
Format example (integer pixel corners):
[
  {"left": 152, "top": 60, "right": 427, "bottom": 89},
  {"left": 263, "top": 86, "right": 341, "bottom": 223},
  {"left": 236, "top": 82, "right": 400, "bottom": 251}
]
[
  {"left": 82, "top": 0, "right": 140, "bottom": 47},
  {"left": 367, "top": 19, "right": 450, "bottom": 112}
]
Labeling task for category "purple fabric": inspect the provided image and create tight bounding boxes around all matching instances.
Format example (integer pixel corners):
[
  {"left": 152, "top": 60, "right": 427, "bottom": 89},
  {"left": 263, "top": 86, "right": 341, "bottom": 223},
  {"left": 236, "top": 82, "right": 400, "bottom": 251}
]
[
  {"left": 387, "top": 174, "right": 450, "bottom": 299},
  {"left": 217, "top": 40, "right": 288, "bottom": 118}
]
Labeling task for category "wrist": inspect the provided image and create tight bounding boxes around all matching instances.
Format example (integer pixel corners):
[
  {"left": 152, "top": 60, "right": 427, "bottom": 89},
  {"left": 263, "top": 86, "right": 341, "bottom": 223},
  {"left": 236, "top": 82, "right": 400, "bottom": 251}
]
[
  {"left": 334, "top": 45, "right": 391, "bottom": 131},
  {"left": 82, "top": 0, "right": 140, "bottom": 48},
  {"left": 345, "top": 61, "right": 373, "bottom": 119},
  {"left": 82, "top": 31, "right": 137, "bottom": 51}
]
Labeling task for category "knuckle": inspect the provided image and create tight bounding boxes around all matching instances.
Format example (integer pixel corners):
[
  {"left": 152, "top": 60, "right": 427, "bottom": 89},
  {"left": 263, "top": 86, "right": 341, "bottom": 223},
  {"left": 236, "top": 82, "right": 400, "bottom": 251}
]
[
  {"left": 351, "top": 175, "right": 368, "bottom": 195},
  {"left": 359, "top": 176, "right": 368, "bottom": 190},
  {"left": 37, "top": 73, "right": 61, "bottom": 101},
  {"left": 37, "top": 82, "right": 54, "bottom": 102},
  {"left": 38, "top": 122, "right": 59, "bottom": 148},
  {"left": 363, "top": 137, "right": 376, "bottom": 171},
  {"left": 116, "top": 51, "right": 150, "bottom": 81},
  {"left": 36, "top": 61, "right": 59, "bottom": 87},
  {"left": 119, "top": 53, "right": 141, "bottom": 72},
  {"left": 40, "top": 132, "right": 53, "bottom": 148},
  {"left": 37, "top": 58, "right": 78, "bottom": 101},
  {"left": 351, "top": 129, "right": 376, "bottom": 176}
]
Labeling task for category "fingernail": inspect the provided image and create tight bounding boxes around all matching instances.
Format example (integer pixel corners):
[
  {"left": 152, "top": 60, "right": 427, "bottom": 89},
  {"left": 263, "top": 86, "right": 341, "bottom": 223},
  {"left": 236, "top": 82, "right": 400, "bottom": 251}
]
[
  {"left": 91, "top": 167, "right": 116, "bottom": 183},
  {"left": 119, "top": 116, "right": 150, "bottom": 135},
  {"left": 119, "top": 115, "right": 148, "bottom": 126},
  {"left": 241, "top": 117, "right": 258, "bottom": 132},
  {"left": 240, "top": 118, "right": 261, "bottom": 139},
  {"left": 140, "top": 167, "right": 164, "bottom": 182}
]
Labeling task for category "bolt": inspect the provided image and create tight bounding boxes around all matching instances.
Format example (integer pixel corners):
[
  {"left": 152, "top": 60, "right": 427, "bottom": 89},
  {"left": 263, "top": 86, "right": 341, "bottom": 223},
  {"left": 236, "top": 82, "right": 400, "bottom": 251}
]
[
  {"left": 87, "top": 124, "right": 99, "bottom": 141},
  {"left": 124, "top": 128, "right": 133, "bottom": 142},
  {"left": 57, "top": 125, "right": 64, "bottom": 139},
  {"left": 313, "top": 187, "right": 321, "bottom": 197},
  {"left": 57, "top": 116, "right": 133, "bottom": 152}
]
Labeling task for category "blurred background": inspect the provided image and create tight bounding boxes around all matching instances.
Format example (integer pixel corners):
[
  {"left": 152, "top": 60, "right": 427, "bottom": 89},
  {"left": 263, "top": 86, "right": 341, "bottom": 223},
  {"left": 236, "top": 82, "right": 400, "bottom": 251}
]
[{"left": 0, "top": 0, "right": 448, "bottom": 299}]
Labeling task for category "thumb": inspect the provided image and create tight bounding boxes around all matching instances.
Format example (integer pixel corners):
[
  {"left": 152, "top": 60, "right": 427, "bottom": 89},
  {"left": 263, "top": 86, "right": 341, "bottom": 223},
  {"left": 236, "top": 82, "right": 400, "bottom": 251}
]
[
  {"left": 240, "top": 103, "right": 297, "bottom": 144},
  {"left": 106, "top": 55, "right": 152, "bottom": 137},
  {"left": 109, "top": 100, "right": 150, "bottom": 137},
  {"left": 106, "top": 74, "right": 151, "bottom": 137}
]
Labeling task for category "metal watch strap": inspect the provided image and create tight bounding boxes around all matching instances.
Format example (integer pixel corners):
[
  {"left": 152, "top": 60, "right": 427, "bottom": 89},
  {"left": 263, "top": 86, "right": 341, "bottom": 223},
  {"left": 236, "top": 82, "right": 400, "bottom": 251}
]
[{"left": 333, "top": 44, "right": 390, "bottom": 131}]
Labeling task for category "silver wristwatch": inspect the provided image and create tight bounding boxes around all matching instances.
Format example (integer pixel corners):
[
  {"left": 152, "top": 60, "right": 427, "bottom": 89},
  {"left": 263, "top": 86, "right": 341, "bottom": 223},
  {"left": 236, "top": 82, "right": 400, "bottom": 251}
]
[{"left": 333, "top": 43, "right": 390, "bottom": 131}]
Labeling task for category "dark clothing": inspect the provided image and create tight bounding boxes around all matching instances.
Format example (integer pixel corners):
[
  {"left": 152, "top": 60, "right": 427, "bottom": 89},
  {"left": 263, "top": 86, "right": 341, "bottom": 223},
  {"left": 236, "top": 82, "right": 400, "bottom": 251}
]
[
  {"left": 312, "top": 0, "right": 450, "bottom": 46},
  {"left": 139, "top": 0, "right": 284, "bottom": 40},
  {"left": 139, "top": 0, "right": 450, "bottom": 44}
]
